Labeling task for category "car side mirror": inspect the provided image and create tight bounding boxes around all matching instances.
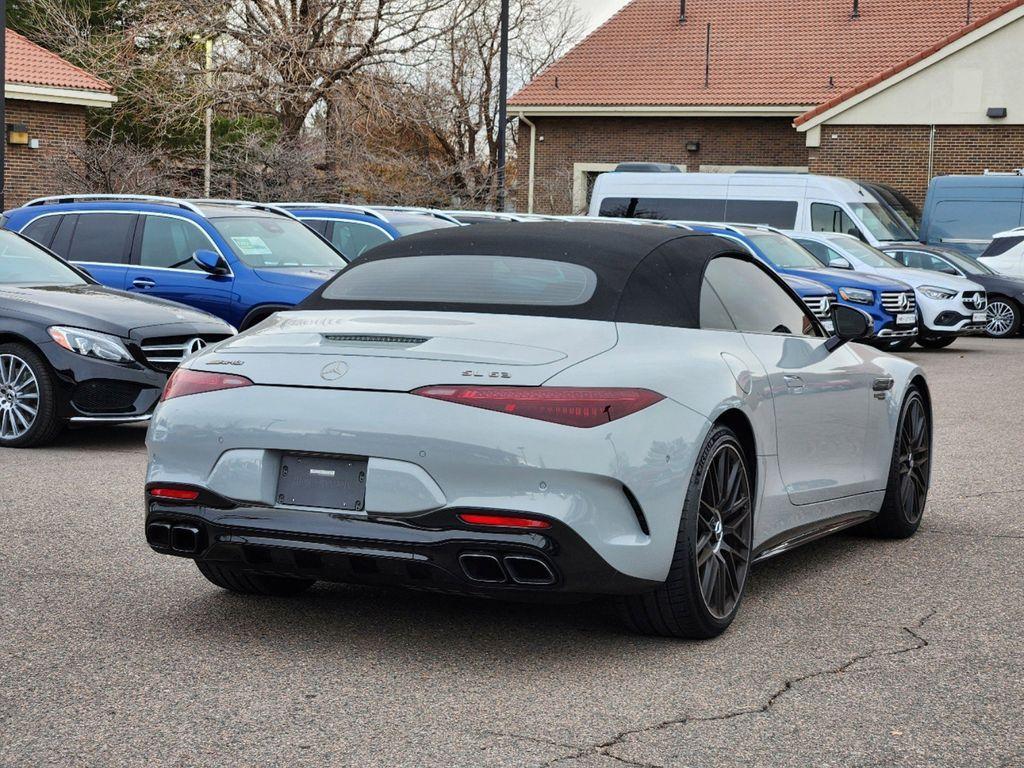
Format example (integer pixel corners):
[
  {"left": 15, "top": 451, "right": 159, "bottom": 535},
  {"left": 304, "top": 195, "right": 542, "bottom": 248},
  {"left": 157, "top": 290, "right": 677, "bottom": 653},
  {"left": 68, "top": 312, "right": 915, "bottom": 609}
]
[
  {"left": 192, "top": 249, "right": 228, "bottom": 275},
  {"left": 830, "top": 256, "right": 853, "bottom": 270},
  {"left": 825, "top": 305, "right": 871, "bottom": 352}
]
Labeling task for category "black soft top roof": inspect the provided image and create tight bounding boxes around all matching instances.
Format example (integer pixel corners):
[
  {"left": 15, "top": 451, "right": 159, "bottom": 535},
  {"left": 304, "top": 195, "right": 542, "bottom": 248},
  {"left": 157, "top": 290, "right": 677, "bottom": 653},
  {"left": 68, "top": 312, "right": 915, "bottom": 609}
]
[{"left": 299, "top": 221, "right": 762, "bottom": 328}]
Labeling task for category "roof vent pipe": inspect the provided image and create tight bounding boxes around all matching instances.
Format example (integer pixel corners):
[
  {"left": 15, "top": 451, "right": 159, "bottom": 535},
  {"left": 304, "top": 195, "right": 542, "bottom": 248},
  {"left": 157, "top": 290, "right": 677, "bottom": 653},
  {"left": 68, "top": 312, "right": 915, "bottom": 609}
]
[
  {"left": 679, "top": 0, "right": 686, "bottom": 23},
  {"left": 852, "top": 0, "right": 860, "bottom": 18}
]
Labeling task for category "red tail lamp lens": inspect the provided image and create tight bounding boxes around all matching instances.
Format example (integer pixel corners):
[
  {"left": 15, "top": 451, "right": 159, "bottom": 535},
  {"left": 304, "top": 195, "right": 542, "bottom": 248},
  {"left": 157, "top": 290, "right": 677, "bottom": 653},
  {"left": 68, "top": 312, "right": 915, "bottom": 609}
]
[
  {"left": 458, "top": 513, "right": 551, "bottom": 529},
  {"left": 149, "top": 487, "right": 200, "bottom": 500},
  {"left": 412, "top": 386, "right": 664, "bottom": 428},
  {"left": 161, "top": 369, "right": 253, "bottom": 402}
]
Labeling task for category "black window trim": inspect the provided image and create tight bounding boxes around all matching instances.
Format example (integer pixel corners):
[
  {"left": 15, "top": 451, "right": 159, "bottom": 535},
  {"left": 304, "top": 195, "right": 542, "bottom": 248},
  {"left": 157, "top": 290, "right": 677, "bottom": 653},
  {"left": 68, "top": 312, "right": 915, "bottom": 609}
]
[{"left": 128, "top": 211, "right": 232, "bottom": 275}]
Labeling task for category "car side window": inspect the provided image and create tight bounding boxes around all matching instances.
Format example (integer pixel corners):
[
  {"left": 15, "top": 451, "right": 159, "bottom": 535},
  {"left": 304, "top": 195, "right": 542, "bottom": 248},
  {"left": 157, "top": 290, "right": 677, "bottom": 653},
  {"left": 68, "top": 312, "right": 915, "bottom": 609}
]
[
  {"left": 811, "top": 203, "right": 863, "bottom": 239},
  {"left": 903, "top": 250, "right": 959, "bottom": 274},
  {"left": 138, "top": 215, "right": 217, "bottom": 271},
  {"left": 67, "top": 213, "right": 136, "bottom": 264},
  {"left": 699, "top": 278, "right": 736, "bottom": 331},
  {"left": 799, "top": 239, "right": 848, "bottom": 268},
  {"left": 330, "top": 221, "right": 392, "bottom": 259},
  {"left": 704, "top": 256, "right": 820, "bottom": 337},
  {"left": 21, "top": 216, "right": 60, "bottom": 248}
]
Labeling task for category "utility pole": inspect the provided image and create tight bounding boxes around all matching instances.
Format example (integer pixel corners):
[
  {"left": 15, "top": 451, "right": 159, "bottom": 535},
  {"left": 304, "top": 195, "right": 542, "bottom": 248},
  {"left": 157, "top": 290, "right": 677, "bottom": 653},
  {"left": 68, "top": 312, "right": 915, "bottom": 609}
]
[
  {"left": 495, "top": 0, "right": 509, "bottom": 211},
  {"left": 1, "top": 0, "right": 7, "bottom": 211}
]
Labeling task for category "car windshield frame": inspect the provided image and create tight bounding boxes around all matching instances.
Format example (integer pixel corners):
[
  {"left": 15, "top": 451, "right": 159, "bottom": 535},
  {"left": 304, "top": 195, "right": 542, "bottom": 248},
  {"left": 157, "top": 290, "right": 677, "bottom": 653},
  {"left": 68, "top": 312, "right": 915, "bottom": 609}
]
[
  {"left": 742, "top": 232, "right": 824, "bottom": 269},
  {"left": 210, "top": 215, "right": 348, "bottom": 269},
  {"left": 827, "top": 236, "right": 905, "bottom": 268},
  {"left": 932, "top": 248, "right": 995, "bottom": 276},
  {"left": 848, "top": 201, "right": 917, "bottom": 242},
  {"left": 0, "top": 231, "right": 89, "bottom": 287}
]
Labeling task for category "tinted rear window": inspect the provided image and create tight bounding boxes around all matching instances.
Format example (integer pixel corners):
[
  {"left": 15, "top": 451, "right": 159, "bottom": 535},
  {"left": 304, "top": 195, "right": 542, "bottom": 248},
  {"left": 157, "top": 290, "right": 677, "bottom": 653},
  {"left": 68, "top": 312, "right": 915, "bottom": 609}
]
[
  {"left": 322, "top": 255, "right": 597, "bottom": 306},
  {"left": 598, "top": 197, "right": 796, "bottom": 227},
  {"left": 67, "top": 213, "right": 136, "bottom": 264}
]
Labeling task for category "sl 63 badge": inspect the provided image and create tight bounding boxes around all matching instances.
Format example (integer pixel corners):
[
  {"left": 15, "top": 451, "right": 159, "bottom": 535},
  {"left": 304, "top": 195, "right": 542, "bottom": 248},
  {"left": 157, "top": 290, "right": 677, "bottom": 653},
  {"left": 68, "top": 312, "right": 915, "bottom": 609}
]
[{"left": 462, "top": 370, "right": 511, "bottom": 379}]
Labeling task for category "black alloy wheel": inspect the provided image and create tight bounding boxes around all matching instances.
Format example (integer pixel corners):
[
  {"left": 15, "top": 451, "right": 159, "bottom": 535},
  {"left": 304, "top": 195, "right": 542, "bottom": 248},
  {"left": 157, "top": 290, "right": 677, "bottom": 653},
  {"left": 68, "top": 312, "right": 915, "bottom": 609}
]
[
  {"left": 696, "top": 443, "right": 753, "bottom": 620},
  {"left": 896, "top": 394, "right": 931, "bottom": 527},
  {"left": 867, "top": 387, "right": 931, "bottom": 539},
  {"left": 617, "top": 425, "right": 753, "bottom": 639}
]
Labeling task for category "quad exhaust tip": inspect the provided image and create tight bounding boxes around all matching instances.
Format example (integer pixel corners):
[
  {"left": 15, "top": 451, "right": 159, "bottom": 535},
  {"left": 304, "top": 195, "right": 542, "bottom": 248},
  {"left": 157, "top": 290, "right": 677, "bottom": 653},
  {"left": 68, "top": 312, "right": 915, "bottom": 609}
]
[
  {"left": 458, "top": 552, "right": 556, "bottom": 586},
  {"left": 147, "top": 521, "right": 202, "bottom": 554}
]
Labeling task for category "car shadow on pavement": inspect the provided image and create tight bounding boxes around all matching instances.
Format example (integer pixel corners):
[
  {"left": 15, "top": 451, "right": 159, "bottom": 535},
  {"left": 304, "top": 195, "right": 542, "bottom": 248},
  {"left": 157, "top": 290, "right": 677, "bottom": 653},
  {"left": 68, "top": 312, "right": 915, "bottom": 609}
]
[
  {"left": 57, "top": 423, "right": 149, "bottom": 449},
  {"left": 148, "top": 532, "right": 879, "bottom": 656}
]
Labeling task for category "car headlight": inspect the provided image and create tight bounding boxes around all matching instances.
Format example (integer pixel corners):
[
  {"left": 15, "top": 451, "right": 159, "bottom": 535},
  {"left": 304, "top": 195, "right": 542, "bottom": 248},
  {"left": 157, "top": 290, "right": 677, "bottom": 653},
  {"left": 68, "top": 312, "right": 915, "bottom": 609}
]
[
  {"left": 838, "top": 287, "right": 874, "bottom": 304},
  {"left": 48, "top": 326, "right": 133, "bottom": 363},
  {"left": 920, "top": 286, "right": 957, "bottom": 300}
]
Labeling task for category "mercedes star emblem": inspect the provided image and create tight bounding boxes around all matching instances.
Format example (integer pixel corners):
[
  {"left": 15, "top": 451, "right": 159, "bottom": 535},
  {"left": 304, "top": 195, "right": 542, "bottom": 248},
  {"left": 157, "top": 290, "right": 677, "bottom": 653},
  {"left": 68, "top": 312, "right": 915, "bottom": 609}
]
[
  {"left": 320, "top": 360, "right": 349, "bottom": 381},
  {"left": 185, "top": 337, "right": 208, "bottom": 356}
]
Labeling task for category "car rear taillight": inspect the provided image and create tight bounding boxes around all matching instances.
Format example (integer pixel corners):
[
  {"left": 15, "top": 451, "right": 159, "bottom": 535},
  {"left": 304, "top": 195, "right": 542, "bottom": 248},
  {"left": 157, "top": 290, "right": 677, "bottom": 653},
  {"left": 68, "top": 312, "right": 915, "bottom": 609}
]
[
  {"left": 161, "top": 369, "right": 253, "bottom": 402},
  {"left": 148, "top": 487, "right": 200, "bottom": 500},
  {"left": 458, "top": 513, "right": 552, "bottom": 529},
  {"left": 412, "top": 386, "right": 664, "bottom": 428}
]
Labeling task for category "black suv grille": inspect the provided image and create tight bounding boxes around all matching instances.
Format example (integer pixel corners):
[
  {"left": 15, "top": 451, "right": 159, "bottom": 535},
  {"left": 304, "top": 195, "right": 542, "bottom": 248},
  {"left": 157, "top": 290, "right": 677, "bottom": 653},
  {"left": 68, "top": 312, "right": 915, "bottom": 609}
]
[{"left": 139, "top": 334, "right": 232, "bottom": 372}]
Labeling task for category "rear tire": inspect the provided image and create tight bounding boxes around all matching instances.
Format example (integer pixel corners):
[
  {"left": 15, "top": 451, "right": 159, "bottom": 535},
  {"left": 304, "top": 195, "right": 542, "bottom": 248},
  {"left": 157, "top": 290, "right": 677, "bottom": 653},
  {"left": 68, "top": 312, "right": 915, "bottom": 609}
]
[
  {"left": 196, "top": 561, "right": 315, "bottom": 596},
  {"left": 984, "top": 296, "right": 1021, "bottom": 338},
  {"left": 0, "top": 343, "right": 63, "bottom": 448},
  {"left": 917, "top": 335, "right": 956, "bottom": 349},
  {"left": 617, "top": 425, "right": 753, "bottom": 639},
  {"left": 866, "top": 387, "right": 931, "bottom": 539}
]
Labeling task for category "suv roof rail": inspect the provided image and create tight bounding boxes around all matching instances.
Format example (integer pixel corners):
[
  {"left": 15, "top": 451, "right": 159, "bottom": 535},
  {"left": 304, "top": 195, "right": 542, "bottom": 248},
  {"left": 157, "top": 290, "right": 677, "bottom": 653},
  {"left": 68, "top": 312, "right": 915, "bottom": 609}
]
[
  {"left": 186, "top": 199, "right": 299, "bottom": 220},
  {"left": 24, "top": 193, "right": 204, "bottom": 215},
  {"left": 371, "top": 206, "right": 464, "bottom": 225},
  {"left": 274, "top": 202, "right": 389, "bottom": 220}
]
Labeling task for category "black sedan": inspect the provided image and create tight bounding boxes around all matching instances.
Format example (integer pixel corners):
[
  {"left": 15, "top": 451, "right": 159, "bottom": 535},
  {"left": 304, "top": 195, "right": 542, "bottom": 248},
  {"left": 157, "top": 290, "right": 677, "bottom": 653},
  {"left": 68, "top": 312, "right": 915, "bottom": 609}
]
[
  {"left": 0, "top": 230, "right": 235, "bottom": 447},
  {"left": 882, "top": 243, "right": 1024, "bottom": 338}
]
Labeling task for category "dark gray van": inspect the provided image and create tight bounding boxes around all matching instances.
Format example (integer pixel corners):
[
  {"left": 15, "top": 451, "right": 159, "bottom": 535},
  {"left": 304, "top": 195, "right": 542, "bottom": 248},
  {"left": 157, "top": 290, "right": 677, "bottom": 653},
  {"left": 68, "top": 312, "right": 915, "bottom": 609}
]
[{"left": 919, "top": 173, "right": 1024, "bottom": 256}]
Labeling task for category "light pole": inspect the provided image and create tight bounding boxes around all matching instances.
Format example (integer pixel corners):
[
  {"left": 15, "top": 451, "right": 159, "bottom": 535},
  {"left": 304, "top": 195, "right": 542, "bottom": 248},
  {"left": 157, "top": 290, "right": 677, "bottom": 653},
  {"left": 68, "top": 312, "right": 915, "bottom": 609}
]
[{"left": 495, "top": 0, "right": 509, "bottom": 212}]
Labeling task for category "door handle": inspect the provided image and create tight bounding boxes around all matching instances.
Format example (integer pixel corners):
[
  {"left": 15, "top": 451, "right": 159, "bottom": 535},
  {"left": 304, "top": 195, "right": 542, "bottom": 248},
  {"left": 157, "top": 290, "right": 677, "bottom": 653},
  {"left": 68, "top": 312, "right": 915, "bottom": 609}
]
[
  {"left": 783, "top": 375, "right": 805, "bottom": 391},
  {"left": 132, "top": 278, "right": 156, "bottom": 289}
]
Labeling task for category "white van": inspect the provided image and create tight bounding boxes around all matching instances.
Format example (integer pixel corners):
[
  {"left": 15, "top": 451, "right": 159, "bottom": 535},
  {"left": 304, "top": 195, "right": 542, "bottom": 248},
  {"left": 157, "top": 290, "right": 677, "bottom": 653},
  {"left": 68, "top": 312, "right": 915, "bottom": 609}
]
[{"left": 588, "top": 171, "right": 919, "bottom": 247}]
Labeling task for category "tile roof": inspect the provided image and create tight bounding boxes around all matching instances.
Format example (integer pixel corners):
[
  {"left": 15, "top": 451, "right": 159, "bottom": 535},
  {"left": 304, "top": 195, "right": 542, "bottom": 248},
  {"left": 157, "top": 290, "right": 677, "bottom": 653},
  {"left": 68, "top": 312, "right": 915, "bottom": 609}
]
[
  {"left": 510, "top": 0, "right": 1015, "bottom": 108},
  {"left": 795, "top": 0, "right": 1024, "bottom": 125},
  {"left": 5, "top": 29, "right": 112, "bottom": 93}
]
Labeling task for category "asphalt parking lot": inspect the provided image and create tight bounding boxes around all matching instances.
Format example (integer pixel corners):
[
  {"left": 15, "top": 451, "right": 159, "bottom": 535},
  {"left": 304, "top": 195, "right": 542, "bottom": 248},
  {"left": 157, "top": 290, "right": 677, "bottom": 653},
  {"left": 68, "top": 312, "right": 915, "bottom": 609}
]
[{"left": 1, "top": 337, "right": 1022, "bottom": 768}]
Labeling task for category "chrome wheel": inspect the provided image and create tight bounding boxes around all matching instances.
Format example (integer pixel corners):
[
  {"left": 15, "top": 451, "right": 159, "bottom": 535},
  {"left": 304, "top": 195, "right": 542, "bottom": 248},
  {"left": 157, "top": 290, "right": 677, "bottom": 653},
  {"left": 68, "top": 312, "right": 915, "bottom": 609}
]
[
  {"left": 897, "top": 395, "right": 930, "bottom": 525},
  {"left": 986, "top": 300, "right": 1017, "bottom": 337},
  {"left": 0, "top": 353, "right": 40, "bottom": 440},
  {"left": 696, "top": 444, "right": 752, "bottom": 620}
]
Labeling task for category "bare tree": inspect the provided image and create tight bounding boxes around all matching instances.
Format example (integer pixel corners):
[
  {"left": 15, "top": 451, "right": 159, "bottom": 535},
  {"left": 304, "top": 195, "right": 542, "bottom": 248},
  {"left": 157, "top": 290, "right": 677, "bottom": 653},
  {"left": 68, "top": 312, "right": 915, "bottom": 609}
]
[
  {"left": 45, "top": 137, "right": 185, "bottom": 195},
  {"left": 416, "top": 0, "right": 582, "bottom": 206},
  {"left": 183, "top": 0, "right": 474, "bottom": 138}
]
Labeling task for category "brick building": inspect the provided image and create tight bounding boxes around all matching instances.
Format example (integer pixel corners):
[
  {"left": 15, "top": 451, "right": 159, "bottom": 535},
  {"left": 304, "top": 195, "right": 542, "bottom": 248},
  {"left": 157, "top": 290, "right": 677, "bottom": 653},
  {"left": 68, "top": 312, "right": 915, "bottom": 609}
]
[
  {"left": 3, "top": 30, "right": 115, "bottom": 208},
  {"left": 510, "top": 0, "right": 1024, "bottom": 214}
]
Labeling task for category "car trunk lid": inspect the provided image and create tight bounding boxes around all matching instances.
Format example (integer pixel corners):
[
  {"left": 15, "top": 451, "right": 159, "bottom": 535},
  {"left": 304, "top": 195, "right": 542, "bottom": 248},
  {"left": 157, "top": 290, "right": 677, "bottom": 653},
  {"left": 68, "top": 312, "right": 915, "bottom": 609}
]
[{"left": 188, "top": 310, "right": 618, "bottom": 390}]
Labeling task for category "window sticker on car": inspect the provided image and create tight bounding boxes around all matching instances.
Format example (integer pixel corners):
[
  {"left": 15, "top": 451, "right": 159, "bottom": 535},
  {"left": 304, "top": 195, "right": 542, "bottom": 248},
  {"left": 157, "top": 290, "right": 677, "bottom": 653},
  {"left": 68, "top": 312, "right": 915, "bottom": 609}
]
[{"left": 230, "top": 236, "right": 272, "bottom": 256}]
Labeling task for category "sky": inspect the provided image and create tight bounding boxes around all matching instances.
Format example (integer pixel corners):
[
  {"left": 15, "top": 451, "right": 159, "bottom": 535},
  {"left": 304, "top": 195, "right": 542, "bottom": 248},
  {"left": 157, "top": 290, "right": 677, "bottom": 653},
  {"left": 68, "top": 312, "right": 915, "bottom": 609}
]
[{"left": 574, "top": 0, "right": 630, "bottom": 33}]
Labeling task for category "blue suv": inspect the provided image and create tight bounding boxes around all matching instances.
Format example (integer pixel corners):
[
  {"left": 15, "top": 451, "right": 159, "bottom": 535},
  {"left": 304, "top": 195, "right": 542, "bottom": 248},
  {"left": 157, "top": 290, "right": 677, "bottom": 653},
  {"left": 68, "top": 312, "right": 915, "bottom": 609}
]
[
  {"left": 3, "top": 195, "right": 349, "bottom": 330},
  {"left": 280, "top": 204, "right": 460, "bottom": 260},
  {"left": 672, "top": 223, "right": 919, "bottom": 345}
]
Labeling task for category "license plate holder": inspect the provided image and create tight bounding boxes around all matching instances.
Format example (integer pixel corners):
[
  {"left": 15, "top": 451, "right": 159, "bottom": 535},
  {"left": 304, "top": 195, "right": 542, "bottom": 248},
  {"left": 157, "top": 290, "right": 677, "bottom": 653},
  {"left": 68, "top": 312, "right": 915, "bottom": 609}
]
[
  {"left": 896, "top": 313, "right": 916, "bottom": 326},
  {"left": 972, "top": 311, "right": 987, "bottom": 323},
  {"left": 277, "top": 454, "right": 367, "bottom": 511}
]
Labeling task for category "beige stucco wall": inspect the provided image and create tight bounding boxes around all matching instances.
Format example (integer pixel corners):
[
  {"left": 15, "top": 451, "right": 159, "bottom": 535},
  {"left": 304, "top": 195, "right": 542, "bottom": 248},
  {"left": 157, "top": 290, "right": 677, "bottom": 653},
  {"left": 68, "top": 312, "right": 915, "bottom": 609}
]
[{"left": 825, "top": 11, "right": 1024, "bottom": 126}]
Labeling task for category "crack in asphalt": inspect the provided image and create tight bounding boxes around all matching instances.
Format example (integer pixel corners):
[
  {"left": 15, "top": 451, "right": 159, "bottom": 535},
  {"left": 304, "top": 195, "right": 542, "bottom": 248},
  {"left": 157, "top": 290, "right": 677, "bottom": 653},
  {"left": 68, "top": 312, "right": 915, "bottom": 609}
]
[
  {"left": 921, "top": 528, "right": 1024, "bottom": 541},
  {"left": 525, "top": 609, "right": 938, "bottom": 768}
]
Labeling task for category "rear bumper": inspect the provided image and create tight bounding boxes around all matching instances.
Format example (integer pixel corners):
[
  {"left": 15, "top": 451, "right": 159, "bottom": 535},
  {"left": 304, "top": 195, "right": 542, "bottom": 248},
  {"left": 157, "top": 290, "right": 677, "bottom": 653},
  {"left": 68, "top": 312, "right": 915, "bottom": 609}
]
[{"left": 145, "top": 501, "right": 659, "bottom": 597}]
